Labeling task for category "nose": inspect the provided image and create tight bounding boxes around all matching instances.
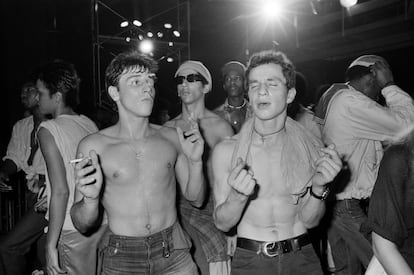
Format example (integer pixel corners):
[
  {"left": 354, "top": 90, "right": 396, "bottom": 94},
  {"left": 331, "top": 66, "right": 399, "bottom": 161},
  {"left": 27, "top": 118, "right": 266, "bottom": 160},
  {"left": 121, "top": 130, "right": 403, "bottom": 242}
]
[{"left": 258, "top": 82, "right": 269, "bottom": 95}]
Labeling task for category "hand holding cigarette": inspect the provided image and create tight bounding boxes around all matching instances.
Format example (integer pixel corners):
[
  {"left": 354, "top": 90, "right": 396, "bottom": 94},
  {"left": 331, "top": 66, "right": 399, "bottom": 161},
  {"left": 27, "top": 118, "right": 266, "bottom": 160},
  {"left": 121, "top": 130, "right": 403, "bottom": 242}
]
[{"left": 74, "top": 151, "right": 102, "bottom": 201}]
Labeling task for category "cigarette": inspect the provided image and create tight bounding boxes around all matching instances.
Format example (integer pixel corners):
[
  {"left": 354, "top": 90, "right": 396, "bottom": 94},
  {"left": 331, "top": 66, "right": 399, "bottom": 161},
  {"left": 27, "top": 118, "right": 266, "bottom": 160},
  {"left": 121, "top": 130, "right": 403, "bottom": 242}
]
[{"left": 69, "top": 157, "right": 89, "bottom": 164}]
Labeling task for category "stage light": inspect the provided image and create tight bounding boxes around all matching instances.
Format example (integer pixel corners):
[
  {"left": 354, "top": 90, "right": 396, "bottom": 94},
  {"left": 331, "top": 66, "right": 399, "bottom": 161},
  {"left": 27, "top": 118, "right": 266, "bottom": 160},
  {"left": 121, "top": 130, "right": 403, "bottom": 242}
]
[
  {"left": 168, "top": 42, "right": 174, "bottom": 47},
  {"left": 139, "top": 39, "right": 154, "bottom": 54},
  {"left": 173, "top": 30, "right": 180, "bottom": 37},
  {"left": 138, "top": 34, "right": 144, "bottom": 40},
  {"left": 147, "top": 32, "right": 154, "bottom": 37},
  {"left": 157, "top": 32, "right": 164, "bottom": 38},
  {"left": 164, "top": 23, "right": 172, "bottom": 29},
  {"left": 125, "top": 37, "right": 131, "bottom": 42},
  {"left": 120, "top": 21, "right": 129, "bottom": 28},
  {"left": 167, "top": 57, "right": 174, "bottom": 63},
  {"left": 340, "top": 0, "right": 357, "bottom": 8},
  {"left": 261, "top": 1, "right": 284, "bottom": 20},
  {"left": 133, "top": 20, "right": 142, "bottom": 27}
]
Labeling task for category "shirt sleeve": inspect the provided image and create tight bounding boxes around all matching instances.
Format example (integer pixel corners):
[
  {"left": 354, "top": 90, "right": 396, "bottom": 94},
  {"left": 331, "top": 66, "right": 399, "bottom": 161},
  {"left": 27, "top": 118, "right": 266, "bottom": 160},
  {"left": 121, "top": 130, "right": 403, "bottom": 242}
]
[
  {"left": 2, "top": 121, "right": 26, "bottom": 171},
  {"left": 366, "top": 145, "right": 408, "bottom": 247},
  {"left": 344, "top": 88, "right": 414, "bottom": 142}
]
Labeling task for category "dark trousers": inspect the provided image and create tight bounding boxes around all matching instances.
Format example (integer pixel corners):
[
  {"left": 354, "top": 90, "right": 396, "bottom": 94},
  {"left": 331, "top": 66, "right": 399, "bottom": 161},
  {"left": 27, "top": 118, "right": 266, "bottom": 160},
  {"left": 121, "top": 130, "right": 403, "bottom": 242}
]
[
  {"left": 232, "top": 243, "right": 323, "bottom": 275},
  {"left": 0, "top": 207, "right": 48, "bottom": 275}
]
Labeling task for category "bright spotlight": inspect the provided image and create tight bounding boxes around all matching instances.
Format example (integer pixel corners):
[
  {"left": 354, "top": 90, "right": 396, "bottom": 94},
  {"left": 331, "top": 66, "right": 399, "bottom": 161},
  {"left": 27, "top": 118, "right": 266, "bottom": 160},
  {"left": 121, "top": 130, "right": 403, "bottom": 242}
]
[
  {"left": 138, "top": 34, "right": 144, "bottom": 40},
  {"left": 139, "top": 39, "right": 154, "bottom": 54},
  {"left": 173, "top": 30, "right": 180, "bottom": 37},
  {"left": 167, "top": 57, "right": 174, "bottom": 63},
  {"left": 164, "top": 23, "right": 172, "bottom": 29},
  {"left": 120, "top": 21, "right": 129, "bottom": 28},
  {"left": 125, "top": 37, "right": 131, "bottom": 42},
  {"left": 157, "top": 32, "right": 164, "bottom": 38},
  {"left": 261, "top": 1, "right": 283, "bottom": 19},
  {"left": 340, "top": 0, "right": 357, "bottom": 8},
  {"left": 168, "top": 41, "right": 173, "bottom": 47},
  {"left": 133, "top": 20, "right": 142, "bottom": 27},
  {"left": 147, "top": 32, "right": 154, "bottom": 38}
]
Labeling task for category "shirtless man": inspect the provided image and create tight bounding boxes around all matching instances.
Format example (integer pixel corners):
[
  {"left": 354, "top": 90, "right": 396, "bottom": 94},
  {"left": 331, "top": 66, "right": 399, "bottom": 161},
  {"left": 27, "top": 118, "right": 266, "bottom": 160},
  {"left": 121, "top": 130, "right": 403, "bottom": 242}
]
[
  {"left": 212, "top": 50, "right": 342, "bottom": 274},
  {"left": 165, "top": 61, "right": 234, "bottom": 275},
  {"left": 70, "top": 51, "right": 205, "bottom": 274}
]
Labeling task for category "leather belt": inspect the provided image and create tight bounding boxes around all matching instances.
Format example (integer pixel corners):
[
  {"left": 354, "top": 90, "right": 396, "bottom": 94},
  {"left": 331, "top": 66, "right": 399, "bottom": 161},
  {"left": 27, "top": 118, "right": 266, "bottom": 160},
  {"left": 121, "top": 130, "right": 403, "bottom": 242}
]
[{"left": 236, "top": 233, "right": 311, "bottom": 257}]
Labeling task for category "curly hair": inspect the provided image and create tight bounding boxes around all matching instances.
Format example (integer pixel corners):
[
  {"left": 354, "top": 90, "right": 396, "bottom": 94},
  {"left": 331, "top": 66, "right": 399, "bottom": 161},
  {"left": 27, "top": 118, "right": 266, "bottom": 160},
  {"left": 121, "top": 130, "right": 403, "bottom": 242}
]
[
  {"left": 105, "top": 50, "right": 158, "bottom": 89},
  {"left": 37, "top": 60, "right": 80, "bottom": 109},
  {"left": 245, "top": 50, "right": 296, "bottom": 90}
]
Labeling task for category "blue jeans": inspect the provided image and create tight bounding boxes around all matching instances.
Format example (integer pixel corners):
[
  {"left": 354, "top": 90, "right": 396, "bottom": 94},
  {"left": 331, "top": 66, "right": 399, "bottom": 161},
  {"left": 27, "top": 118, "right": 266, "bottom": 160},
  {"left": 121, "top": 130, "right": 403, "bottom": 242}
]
[
  {"left": 328, "top": 199, "right": 373, "bottom": 275},
  {"left": 0, "top": 207, "right": 48, "bottom": 275},
  {"left": 100, "top": 222, "right": 198, "bottom": 275},
  {"left": 232, "top": 243, "right": 322, "bottom": 275}
]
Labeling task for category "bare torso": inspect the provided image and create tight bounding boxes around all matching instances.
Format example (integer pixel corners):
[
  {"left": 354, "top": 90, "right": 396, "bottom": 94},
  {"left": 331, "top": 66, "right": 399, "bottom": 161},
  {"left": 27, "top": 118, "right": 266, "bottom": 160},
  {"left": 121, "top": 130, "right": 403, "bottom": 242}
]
[
  {"left": 93, "top": 126, "right": 179, "bottom": 236},
  {"left": 235, "top": 134, "right": 307, "bottom": 241}
]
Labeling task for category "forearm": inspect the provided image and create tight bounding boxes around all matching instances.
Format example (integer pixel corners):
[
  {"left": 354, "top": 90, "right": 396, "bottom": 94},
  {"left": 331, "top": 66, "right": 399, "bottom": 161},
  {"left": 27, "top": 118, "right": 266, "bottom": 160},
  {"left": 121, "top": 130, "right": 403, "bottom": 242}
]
[
  {"left": 373, "top": 232, "right": 414, "bottom": 275},
  {"left": 70, "top": 197, "right": 101, "bottom": 234},
  {"left": 184, "top": 160, "right": 206, "bottom": 207},
  {"left": 214, "top": 190, "right": 248, "bottom": 232},
  {"left": 46, "top": 191, "right": 69, "bottom": 249},
  {"left": 298, "top": 187, "right": 326, "bottom": 228}
]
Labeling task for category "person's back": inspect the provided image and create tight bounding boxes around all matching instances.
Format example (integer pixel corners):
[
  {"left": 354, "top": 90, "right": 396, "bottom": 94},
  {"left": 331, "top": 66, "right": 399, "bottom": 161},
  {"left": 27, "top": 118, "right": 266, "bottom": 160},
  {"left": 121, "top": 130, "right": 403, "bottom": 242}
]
[{"left": 40, "top": 114, "right": 97, "bottom": 230}]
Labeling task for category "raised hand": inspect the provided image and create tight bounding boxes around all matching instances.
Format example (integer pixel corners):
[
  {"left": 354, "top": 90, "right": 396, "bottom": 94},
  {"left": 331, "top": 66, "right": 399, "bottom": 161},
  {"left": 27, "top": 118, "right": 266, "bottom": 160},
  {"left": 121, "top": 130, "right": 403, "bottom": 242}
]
[
  {"left": 74, "top": 150, "right": 102, "bottom": 201},
  {"left": 312, "top": 144, "right": 342, "bottom": 188},
  {"left": 228, "top": 158, "right": 256, "bottom": 197},
  {"left": 177, "top": 120, "right": 204, "bottom": 163},
  {"left": 371, "top": 60, "right": 394, "bottom": 88}
]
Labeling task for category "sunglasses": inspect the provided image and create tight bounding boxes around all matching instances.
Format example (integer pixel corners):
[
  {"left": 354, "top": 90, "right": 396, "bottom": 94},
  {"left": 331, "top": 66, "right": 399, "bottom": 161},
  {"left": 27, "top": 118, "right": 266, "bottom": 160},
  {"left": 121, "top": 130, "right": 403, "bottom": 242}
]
[{"left": 175, "top": 74, "right": 204, "bottom": 85}]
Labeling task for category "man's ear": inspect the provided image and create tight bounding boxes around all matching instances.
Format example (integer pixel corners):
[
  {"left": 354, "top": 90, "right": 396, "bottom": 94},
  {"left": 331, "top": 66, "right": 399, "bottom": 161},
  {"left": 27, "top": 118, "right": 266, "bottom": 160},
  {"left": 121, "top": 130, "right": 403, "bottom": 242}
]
[
  {"left": 108, "top": 86, "right": 120, "bottom": 101},
  {"left": 203, "top": 83, "right": 211, "bottom": 94},
  {"left": 55, "top": 92, "right": 62, "bottom": 103},
  {"left": 287, "top": 88, "right": 296, "bottom": 104}
]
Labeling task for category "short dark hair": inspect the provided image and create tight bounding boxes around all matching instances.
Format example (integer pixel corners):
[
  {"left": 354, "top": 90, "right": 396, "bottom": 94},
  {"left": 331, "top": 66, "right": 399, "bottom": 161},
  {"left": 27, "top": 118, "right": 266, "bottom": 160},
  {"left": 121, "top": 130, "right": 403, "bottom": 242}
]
[
  {"left": 105, "top": 51, "right": 158, "bottom": 89},
  {"left": 37, "top": 60, "right": 80, "bottom": 109},
  {"left": 345, "top": 65, "right": 372, "bottom": 82},
  {"left": 246, "top": 50, "right": 296, "bottom": 90}
]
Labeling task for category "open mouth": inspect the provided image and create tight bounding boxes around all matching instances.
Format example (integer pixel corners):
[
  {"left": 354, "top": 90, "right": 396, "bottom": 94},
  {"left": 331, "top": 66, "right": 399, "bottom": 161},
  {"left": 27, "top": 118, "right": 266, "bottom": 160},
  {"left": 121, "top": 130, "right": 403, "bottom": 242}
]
[{"left": 257, "top": 102, "right": 270, "bottom": 109}]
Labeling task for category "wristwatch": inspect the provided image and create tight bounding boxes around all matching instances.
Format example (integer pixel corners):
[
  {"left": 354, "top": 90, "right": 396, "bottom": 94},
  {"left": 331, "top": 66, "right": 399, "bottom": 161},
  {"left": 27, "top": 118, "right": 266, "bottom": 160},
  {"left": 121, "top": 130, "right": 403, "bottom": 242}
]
[{"left": 309, "top": 186, "right": 330, "bottom": 201}]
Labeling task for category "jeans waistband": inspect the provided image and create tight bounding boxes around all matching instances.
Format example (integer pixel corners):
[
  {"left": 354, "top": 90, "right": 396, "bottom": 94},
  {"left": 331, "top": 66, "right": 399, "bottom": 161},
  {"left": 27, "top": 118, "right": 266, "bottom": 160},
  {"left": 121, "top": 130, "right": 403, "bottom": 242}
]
[
  {"left": 237, "top": 233, "right": 311, "bottom": 258},
  {"left": 107, "top": 222, "right": 176, "bottom": 258}
]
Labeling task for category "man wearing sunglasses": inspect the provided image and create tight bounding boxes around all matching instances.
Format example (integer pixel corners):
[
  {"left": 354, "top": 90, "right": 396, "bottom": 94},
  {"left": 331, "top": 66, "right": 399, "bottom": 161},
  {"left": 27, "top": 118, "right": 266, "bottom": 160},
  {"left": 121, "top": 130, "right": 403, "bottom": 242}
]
[
  {"left": 215, "top": 61, "right": 252, "bottom": 133},
  {"left": 165, "top": 60, "right": 234, "bottom": 275},
  {"left": 212, "top": 50, "right": 343, "bottom": 274}
]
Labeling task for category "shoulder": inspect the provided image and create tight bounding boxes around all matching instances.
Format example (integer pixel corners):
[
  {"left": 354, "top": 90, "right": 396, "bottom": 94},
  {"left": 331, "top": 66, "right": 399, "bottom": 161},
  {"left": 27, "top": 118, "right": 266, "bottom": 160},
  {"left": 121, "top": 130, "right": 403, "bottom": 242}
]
[
  {"left": 77, "top": 127, "right": 113, "bottom": 153},
  {"left": 212, "top": 135, "right": 237, "bottom": 158},
  {"left": 203, "top": 111, "right": 233, "bottom": 134}
]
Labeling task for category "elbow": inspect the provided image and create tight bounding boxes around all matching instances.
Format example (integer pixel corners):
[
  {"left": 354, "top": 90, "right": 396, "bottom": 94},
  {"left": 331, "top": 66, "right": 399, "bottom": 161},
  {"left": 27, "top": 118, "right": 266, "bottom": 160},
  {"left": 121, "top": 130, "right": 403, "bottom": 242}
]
[{"left": 213, "top": 213, "right": 232, "bottom": 233}]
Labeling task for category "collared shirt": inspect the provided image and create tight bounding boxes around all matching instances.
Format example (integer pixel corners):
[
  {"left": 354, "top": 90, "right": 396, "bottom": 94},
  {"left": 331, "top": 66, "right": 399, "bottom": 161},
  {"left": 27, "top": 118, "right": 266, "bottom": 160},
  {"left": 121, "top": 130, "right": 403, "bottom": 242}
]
[
  {"left": 214, "top": 98, "right": 253, "bottom": 133},
  {"left": 3, "top": 115, "right": 45, "bottom": 179},
  {"left": 319, "top": 84, "right": 414, "bottom": 200}
]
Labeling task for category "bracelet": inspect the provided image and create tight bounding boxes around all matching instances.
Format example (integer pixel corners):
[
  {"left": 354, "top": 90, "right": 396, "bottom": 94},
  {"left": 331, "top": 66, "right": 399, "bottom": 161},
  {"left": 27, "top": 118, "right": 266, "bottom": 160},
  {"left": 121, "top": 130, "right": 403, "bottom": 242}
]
[
  {"left": 382, "top": 81, "right": 395, "bottom": 89},
  {"left": 309, "top": 186, "right": 330, "bottom": 201}
]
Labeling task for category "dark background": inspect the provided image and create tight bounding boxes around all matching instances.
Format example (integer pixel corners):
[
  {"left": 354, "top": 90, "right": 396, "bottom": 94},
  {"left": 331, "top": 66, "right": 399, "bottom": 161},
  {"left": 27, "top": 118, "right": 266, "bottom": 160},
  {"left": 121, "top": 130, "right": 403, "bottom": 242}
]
[{"left": 2, "top": 0, "right": 414, "bottom": 154}]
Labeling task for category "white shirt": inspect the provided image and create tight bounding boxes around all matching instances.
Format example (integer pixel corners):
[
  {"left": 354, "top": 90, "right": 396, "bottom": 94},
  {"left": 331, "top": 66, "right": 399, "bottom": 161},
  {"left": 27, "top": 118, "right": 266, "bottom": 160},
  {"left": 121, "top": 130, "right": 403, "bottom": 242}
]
[{"left": 321, "top": 84, "right": 414, "bottom": 200}]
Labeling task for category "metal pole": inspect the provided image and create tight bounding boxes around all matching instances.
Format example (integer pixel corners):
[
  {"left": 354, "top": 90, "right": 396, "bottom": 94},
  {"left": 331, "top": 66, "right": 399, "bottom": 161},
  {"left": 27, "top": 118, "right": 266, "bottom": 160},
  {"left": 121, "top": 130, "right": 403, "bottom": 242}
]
[{"left": 186, "top": 0, "right": 191, "bottom": 60}]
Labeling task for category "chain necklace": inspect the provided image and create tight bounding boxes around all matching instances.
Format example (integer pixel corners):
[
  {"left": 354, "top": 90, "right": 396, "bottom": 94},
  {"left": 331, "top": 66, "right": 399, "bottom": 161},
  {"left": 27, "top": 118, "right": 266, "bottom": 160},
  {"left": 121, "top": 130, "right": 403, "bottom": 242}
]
[
  {"left": 253, "top": 126, "right": 283, "bottom": 143},
  {"left": 127, "top": 139, "right": 146, "bottom": 160}
]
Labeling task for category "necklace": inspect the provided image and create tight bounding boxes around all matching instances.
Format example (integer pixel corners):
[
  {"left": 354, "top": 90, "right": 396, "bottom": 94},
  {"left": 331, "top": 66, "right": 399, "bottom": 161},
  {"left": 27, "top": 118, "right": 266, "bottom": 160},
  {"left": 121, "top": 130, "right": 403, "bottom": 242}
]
[
  {"left": 127, "top": 139, "right": 146, "bottom": 160},
  {"left": 253, "top": 127, "right": 283, "bottom": 143},
  {"left": 225, "top": 99, "right": 247, "bottom": 110}
]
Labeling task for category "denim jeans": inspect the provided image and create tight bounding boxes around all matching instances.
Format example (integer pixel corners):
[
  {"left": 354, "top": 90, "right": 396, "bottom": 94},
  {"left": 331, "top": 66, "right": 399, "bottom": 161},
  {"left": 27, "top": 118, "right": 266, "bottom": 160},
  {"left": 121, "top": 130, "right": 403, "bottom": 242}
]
[
  {"left": 100, "top": 222, "right": 198, "bottom": 275},
  {"left": 328, "top": 199, "right": 373, "bottom": 275},
  {"left": 231, "top": 243, "right": 322, "bottom": 275},
  {"left": 0, "top": 207, "right": 48, "bottom": 275},
  {"left": 58, "top": 225, "right": 107, "bottom": 275}
]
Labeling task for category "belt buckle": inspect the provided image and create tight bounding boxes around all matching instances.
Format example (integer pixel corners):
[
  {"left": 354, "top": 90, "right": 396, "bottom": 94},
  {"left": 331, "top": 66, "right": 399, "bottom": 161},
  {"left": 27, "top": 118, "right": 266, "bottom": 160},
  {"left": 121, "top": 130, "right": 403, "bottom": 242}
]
[{"left": 262, "top": 241, "right": 280, "bottom": 257}]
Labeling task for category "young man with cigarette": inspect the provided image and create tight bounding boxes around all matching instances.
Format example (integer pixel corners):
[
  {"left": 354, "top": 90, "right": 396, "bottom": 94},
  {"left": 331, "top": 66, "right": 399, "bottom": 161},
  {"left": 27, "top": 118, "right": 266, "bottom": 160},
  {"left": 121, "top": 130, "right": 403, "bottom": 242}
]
[{"left": 71, "top": 51, "right": 205, "bottom": 274}]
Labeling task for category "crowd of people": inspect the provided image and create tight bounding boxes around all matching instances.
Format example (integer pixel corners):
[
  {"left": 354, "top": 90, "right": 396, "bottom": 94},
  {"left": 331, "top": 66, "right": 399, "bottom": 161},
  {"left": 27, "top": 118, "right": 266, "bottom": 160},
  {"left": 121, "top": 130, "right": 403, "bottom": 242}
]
[{"left": 0, "top": 48, "right": 413, "bottom": 275}]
